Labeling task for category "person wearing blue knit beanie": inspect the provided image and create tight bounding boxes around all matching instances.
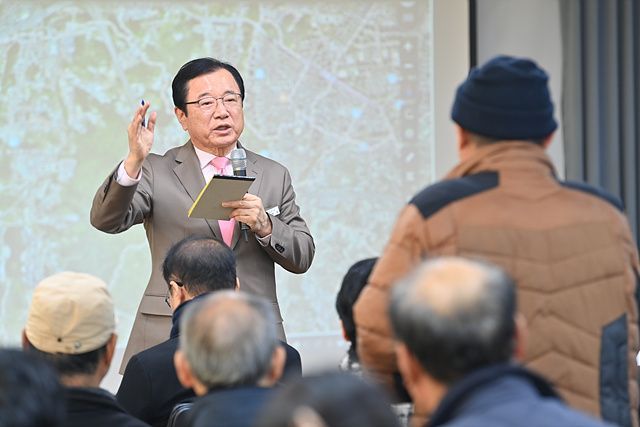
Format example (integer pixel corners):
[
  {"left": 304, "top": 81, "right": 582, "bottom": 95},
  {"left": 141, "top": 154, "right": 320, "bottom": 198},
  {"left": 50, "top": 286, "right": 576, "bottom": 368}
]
[
  {"left": 451, "top": 55, "right": 557, "bottom": 141},
  {"left": 355, "top": 55, "right": 639, "bottom": 427}
]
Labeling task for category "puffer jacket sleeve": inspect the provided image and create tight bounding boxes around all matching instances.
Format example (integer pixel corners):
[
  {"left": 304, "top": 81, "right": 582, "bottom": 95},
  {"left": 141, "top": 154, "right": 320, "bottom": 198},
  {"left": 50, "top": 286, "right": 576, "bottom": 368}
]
[{"left": 354, "top": 204, "right": 427, "bottom": 391}]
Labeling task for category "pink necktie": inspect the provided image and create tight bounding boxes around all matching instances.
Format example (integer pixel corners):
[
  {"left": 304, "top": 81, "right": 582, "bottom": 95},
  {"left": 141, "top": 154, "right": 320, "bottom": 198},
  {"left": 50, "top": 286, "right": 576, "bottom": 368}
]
[{"left": 211, "top": 156, "right": 236, "bottom": 247}]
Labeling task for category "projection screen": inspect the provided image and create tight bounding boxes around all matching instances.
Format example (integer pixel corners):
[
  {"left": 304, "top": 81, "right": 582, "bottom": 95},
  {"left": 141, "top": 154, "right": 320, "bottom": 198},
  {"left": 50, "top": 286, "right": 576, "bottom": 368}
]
[{"left": 0, "top": 0, "right": 469, "bottom": 375}]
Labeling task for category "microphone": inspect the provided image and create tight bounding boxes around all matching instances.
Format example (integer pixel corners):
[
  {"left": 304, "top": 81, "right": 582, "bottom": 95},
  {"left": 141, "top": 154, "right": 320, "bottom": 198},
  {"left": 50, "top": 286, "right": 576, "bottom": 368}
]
[
  {"left": 230, "top": 148, "right": 249, "bottom": 241},
  {"left": 230, "top": 148, "right": 247, "bottom": 176}
]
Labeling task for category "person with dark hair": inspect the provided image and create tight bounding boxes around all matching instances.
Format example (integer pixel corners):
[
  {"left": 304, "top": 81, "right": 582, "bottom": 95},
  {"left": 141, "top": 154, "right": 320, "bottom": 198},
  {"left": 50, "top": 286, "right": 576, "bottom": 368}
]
[
  {"left": 354, "top": 55, "right": 639, "bottom": 427},
  {"left": 336, "top": 257, "right": 412, "bottom": 426},
  {"left": 22, "top": 272, "right": 149, "bottom": 427},
  {"left": 174, "top": 291, "right": 286, "bottom": 427},
  {"left": 90, "top": 57, "right": 315, "bottom": 371},
  {"left": 335, "top": 257, "right": 377, "bottom": 372},
  {"left": 389, "top": 257, "right": 613, "bottom": 427},
  {"left": 256, "top": 372, "right": 401, "bottom": 427},
  {"left": 117, "top": 236, "right": 302, "bottom": 427},
  {"left": 0, "top": 348, "right": 65, "bottom": 427}
]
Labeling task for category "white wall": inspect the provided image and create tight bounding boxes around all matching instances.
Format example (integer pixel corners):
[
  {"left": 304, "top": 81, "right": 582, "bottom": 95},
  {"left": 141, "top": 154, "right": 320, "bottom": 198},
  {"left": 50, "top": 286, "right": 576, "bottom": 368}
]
[
  {"left": 433, "top": 0, "right": 470, "bottom": 179},
  {"left": 476, "top": 0, "right": 565, "bottom": 176}
]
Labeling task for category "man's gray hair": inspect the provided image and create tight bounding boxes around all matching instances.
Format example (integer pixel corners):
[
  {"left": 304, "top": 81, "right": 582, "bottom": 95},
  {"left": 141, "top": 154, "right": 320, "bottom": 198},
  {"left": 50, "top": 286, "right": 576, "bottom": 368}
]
[
  {"left": 179, "top": 290, "right": 278, "bottom": 388},
  {"left": 389, "top": 257, "right": 516, "bottom": 384}
]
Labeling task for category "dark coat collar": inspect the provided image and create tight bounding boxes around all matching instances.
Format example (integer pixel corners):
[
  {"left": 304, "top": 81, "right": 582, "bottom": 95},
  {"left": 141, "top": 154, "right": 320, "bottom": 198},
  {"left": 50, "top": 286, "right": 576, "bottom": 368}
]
[
  {"left": 169, "top": 293, "right": 211, "bottom": 339},
  {"left": 427, "top": 363, "right": 559, "bottom": 426}
]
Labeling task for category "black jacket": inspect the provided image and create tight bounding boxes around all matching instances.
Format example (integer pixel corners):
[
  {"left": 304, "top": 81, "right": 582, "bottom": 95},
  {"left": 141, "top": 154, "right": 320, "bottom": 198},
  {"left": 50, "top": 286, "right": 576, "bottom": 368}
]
[
  {"left": 188, "top": 386, "right": 273, "bottom": 427},
  {"left": 117, "top": 295, "right": 302, "bottom": 427},
  {"left": 65, "top": 386, "right": 149, "bottom": 427}
]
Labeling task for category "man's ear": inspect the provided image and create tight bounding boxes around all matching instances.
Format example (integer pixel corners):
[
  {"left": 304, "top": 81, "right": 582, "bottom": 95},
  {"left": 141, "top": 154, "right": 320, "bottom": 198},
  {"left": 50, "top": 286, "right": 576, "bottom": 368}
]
[
  {"left": 261, "top": 345, "right": 286, "bottom": 387},
  {"left": 172, "top": 281, "right": 190, "bottom": 307},
  {"left": 340, "top": 321, "right": 350, "bottom": 343},
  {"left": 513, "top": 313, "right": 528, "bottom": 361},
  {"left": 94, "top": 333, "right": 118, "bottom": 378},
  {"left": 174, "top": 107, "right": 188, "bottom": 131},
  {"left": 104, "top": 333, "right": 117, "bottom": 368},
  {"left": 21, "top": 330, "right": 30, "bottom": 351},
  {"left": 455, "top": 124, "right": 470, "bottom": 153},
  {"left": 541, "top": 131, "right": 555, "bottom": 149},
  {"left": 174, "top": 350, "right": 202, "bottom": 394},
  {"left": 395, "top": 342, "right": 420, "bottom": 387}
]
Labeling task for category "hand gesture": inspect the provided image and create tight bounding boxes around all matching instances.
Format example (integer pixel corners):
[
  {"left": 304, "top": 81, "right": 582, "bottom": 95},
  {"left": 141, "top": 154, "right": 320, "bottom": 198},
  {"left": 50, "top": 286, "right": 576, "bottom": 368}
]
[
  {"left": 222, "top": 193, "right": 273, "bottom": 238},
  {"left": 124, "top": 102, "right": 157, "bottom": 178}
]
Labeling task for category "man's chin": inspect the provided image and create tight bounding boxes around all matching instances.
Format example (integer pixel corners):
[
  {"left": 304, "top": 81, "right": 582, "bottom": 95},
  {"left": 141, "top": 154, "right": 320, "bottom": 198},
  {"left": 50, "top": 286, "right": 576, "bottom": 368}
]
[{"left": 193, "top": 138, "right": 237, "bottom": 155}]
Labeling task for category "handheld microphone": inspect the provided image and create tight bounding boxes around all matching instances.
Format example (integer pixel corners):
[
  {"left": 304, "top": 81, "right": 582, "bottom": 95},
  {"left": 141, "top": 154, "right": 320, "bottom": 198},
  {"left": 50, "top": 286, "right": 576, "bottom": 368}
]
[
  {"left": 230, "top": 148, "right": 247, "bottom": 176},
  {"left": 230, "top": 148, "right": 249, "bottom": 241}
]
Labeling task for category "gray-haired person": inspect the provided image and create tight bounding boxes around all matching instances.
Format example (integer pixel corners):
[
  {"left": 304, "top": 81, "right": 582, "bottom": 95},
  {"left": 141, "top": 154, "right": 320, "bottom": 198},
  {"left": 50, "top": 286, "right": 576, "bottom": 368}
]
[
  {"left": 389, "top": 257, "right": 615, "bottom": 427},
  {"left": 174, "top": 291, "right": 285, "bottom": 427}
]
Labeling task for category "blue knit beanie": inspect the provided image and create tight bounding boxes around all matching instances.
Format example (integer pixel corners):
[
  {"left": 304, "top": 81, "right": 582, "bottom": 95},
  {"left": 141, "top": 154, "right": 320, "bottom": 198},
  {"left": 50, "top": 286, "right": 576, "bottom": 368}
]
[{"left": 451, "top": 55, "right": 557, "bottom": 140}]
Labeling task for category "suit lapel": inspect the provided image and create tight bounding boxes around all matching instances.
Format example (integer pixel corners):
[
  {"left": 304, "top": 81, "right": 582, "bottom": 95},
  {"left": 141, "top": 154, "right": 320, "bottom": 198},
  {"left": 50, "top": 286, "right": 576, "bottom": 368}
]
[
  {"left": 173, "top": 141, "right": 221, "bottom": 239},
  {"left": 230, "top": 144, "right": 263, "bottom": 249}
]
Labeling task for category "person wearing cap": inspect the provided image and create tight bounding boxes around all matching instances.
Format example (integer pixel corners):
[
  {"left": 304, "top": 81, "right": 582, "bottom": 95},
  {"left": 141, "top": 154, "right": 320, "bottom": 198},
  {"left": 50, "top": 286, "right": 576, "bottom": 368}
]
[
  {"left": 22, "top": 272, "right": 149, "bottom": 427},
  {"left": 354, "top": 55, "right": 639, "bottom": 427}
]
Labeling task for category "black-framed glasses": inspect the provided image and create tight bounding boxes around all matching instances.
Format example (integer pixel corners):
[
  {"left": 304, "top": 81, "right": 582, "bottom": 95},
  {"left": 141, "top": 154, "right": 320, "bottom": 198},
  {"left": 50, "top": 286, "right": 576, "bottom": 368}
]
[
  {"left": 184, "top": 92, "right": 242, "bottom": 112},
  {"left": 164, "top": 281, "right": 184, "bottom": 308}
]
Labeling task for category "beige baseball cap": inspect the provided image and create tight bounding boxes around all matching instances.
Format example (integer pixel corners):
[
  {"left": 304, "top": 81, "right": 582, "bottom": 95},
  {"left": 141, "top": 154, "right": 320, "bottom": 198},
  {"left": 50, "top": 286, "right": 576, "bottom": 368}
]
[{"left": 25, "top": 272, "right": 116, "bottom": 354}]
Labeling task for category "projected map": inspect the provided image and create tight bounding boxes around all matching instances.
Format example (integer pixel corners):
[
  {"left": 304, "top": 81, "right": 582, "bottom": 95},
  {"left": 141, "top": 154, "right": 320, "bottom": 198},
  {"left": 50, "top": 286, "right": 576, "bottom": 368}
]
[{"left": 0, "top": 1, "right": 433, "bottom": 344}]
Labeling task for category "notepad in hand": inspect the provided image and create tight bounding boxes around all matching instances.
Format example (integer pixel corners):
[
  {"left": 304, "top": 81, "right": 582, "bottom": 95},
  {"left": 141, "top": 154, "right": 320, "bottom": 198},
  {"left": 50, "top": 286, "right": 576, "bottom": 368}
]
[{"left": 188, "top": 175, "right": 256, "bottom": 220}]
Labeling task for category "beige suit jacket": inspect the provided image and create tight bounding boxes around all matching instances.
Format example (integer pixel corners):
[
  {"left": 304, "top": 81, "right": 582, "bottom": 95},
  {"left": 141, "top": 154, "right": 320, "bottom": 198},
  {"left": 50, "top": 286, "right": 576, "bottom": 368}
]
[{"left": 90, "top": 141, "right": 314, "bottom": 371}]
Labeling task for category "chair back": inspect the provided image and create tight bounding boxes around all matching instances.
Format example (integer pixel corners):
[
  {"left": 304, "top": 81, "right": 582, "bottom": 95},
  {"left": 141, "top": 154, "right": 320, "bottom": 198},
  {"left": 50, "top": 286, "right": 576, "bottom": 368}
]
[{"left": 167, "top": 402, "right": 193, "bottom": 427}]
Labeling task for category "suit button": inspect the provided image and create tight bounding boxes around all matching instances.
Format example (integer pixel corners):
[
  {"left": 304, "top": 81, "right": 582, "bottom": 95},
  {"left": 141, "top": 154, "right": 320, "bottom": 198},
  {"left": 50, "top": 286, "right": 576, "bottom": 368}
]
[{"left": 275, "top": 243, "right": 285, "bottom": 253}]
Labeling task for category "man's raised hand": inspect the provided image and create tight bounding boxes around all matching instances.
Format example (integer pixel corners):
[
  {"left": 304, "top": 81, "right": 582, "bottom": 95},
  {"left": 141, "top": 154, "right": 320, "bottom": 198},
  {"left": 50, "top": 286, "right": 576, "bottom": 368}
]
[{"left": 124, "top": 102, "right": 157, "bottom": 179}]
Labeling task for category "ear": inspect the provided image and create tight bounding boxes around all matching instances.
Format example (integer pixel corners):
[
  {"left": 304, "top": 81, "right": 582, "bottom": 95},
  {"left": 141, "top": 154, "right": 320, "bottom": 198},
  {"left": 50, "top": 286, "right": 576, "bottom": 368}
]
[
  {"left": 172, "top": 281, "right": 190, "bottom": 307},
  {"left": 21, "top": 330, "right": 30, "bottom": 351},
  {"left": 174, "top": 350, "right": 203, "bottom": 395},
  {"left": 103, "top": 334, "right": 118, "bottom": 369},
  {"left": 340, "top": 321, "right": 350, "bottom": 343},
  {"left": 541, "top": 131, "right": 555, "bottom": 149},
  {"left": 261, "top": 345, "right": 286, "bottom": 387},
  {"left": 455, "top": 124, "right": 478, "bottom": 162},
  {"left": 174, "top": 106, "right": 188, "bottom": 131},
  {"left": 395, "top": 343, "right": 418, "bottom": 386},
  {"left": 455, "top": 124, "right": 470, "bottom": 153},
  {"left": 513, "top": 313, "right": 528, "bottom": 361},
  {"left": 235, "top": 277, "right": 240, "bottom": 292}
]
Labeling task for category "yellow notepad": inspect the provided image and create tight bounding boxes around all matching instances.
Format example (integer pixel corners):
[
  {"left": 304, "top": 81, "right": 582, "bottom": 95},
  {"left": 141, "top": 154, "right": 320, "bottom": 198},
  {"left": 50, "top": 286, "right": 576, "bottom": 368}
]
[{"left": 188, "top": 175, "right": 256, "bottom": 220}]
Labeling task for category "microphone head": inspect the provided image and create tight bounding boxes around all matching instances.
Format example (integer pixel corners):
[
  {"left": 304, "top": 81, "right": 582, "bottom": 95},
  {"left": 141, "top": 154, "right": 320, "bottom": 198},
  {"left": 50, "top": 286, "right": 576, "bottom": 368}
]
[{"left": 230, "top": 148, "right": 247, "bottom": 172}]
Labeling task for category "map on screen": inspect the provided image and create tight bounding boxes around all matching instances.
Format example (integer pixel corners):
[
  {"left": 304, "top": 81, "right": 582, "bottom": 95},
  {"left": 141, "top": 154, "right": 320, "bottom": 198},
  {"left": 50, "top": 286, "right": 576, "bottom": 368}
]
[{"left": 0, "top": 0, "right": 434, "bottom": 344}]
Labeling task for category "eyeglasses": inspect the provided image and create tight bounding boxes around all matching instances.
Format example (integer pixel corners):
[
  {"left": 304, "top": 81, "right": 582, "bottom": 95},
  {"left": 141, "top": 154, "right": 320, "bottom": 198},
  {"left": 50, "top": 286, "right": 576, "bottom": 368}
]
[
  {"left": 184, "top": 92, "right": 242, "bottom": 112},
  {"left": 164, "top": 281, "right": 184, "bottom": 308}
]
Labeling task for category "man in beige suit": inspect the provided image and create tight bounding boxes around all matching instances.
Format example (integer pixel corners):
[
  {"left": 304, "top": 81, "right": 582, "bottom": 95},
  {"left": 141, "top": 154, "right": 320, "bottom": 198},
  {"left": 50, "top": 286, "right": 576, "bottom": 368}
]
[{"left": 90, "top": 58, "right": 315, "bottom": 370}]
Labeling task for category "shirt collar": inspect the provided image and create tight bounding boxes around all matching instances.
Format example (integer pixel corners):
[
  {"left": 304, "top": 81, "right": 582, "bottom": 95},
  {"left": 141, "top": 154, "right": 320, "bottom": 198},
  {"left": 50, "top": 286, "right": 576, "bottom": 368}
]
[{"left": 193, "top": 143, "right": 238, "bottom": 170}]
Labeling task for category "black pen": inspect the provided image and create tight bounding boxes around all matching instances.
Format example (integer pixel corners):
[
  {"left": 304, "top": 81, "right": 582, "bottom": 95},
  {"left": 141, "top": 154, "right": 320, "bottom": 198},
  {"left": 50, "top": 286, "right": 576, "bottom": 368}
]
[{"left": 141, "top": 99, "right": 145, "bottom": 127}]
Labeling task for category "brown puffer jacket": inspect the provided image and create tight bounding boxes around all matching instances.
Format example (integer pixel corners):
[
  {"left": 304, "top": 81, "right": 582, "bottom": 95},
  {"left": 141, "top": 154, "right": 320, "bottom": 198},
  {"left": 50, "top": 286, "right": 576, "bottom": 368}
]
[{"left": 354, "top": 142, "right": 639, "bottom": 427}]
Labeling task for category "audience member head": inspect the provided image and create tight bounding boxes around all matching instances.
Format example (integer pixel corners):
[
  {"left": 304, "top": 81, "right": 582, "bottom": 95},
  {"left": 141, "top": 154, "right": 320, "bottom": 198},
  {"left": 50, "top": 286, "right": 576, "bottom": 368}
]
[
  {"left": 335, "top": 257, "right": 377, "bottom": 355},
  {"left": 172, "top": 57, "right": 245, "bottom": 113},
  {"left": 451, "top": 55, "right": 557, "bottom": 156},
  {"left": 389, "top": 257, "right": 519, "bottom": 413},
  {"left": 0, "top": 349, "right": 65, "bottom": 427},
  {"left": 256, "top": 372, "right": 401, "bottom": 427},
  {"left": 174, "top": 291, "right": 285, "bottom": 395},
  {"left": 162, "top": 235, "right": 238, "bottom": 311},
  {"left": 22, "top": 272, "right": 117, "bottom": 387}
]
